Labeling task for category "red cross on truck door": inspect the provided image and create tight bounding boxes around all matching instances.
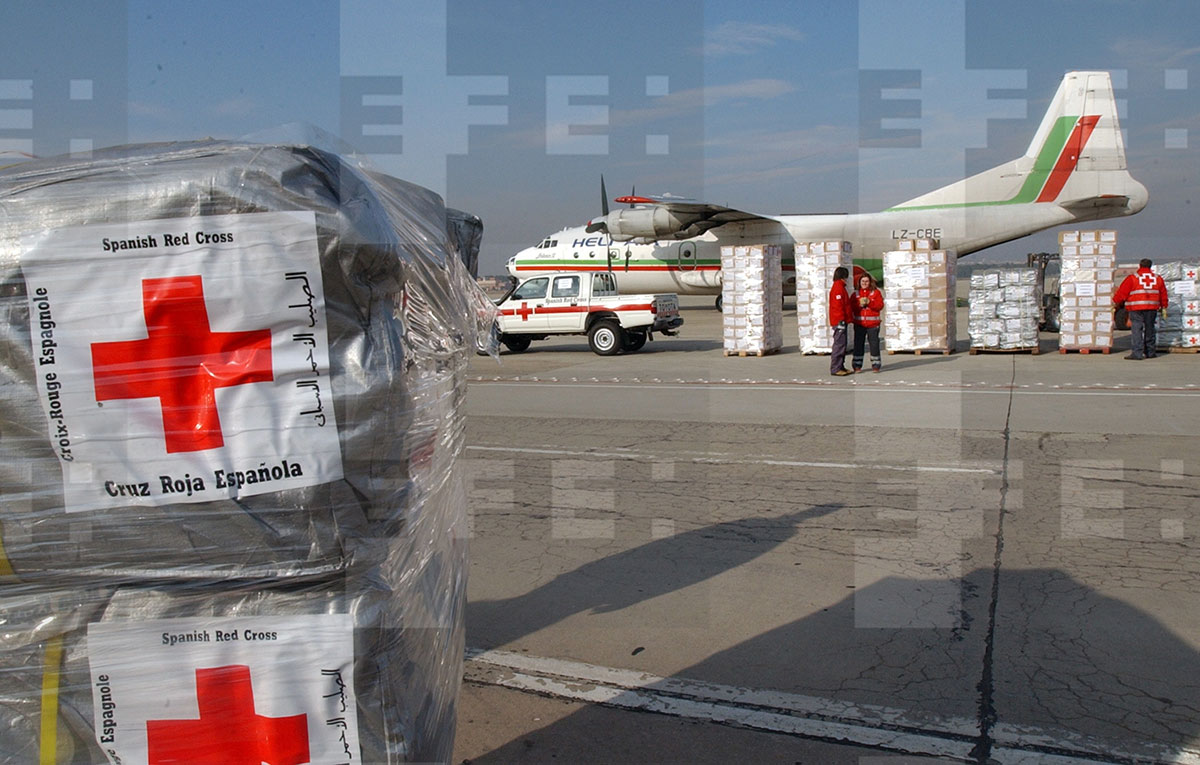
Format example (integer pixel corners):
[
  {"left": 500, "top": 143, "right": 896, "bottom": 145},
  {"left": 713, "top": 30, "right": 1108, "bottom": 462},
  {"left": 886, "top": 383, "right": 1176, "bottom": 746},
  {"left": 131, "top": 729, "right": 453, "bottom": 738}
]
[
  {"left": 90, "top": 276, "right": 274, "bottom": 454},
  {"left": 146, "top": 664, "right": 310, "bottom": 765}
]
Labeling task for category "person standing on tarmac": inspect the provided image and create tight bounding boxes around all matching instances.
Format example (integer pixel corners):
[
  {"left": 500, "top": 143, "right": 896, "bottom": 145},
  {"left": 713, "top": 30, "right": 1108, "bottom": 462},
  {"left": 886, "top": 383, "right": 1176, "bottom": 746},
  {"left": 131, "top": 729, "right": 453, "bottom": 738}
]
[
  {"left": 1113, "top": 257, "right": 1169, "bottom": 360},
  {"left": 829, "top": 266, "right": 852, "bottom": 376},
  {"left": 851, "top": 273, "right": 884, "bottom": 373}
]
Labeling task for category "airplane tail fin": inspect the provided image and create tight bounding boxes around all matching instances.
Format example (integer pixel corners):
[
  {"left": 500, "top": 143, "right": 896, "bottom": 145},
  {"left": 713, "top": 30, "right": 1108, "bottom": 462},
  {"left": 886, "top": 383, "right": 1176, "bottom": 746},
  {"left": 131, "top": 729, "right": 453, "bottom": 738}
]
[{"left": 891, "top": 71, "right": 1147, "bottom": 215}]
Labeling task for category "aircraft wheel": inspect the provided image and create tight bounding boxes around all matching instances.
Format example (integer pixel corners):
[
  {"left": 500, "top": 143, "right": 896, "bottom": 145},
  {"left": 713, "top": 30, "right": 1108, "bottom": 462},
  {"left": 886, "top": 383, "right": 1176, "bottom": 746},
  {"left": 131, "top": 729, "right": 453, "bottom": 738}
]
[
  {"left": 588, "top": 320, "right": 624, "bottom": 356},
  {"left": 623, "top": 329, "right": 648, "bottom": 352},
  {"left": 502, "top": 335, "right": 532, "bottom": 353}
]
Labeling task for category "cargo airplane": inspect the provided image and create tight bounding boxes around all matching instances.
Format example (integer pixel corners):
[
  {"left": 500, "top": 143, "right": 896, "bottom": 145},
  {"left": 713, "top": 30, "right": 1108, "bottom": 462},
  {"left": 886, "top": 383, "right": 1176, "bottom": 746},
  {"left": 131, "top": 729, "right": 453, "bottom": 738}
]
[{"left": 506, "top": 71, "right": 1147, "bottom": 309}]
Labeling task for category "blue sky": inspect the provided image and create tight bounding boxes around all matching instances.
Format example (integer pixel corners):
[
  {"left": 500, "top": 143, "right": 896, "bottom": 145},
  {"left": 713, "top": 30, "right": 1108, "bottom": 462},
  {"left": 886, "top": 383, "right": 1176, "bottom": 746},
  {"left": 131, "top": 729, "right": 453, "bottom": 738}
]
[{"left": 4, "top": 0, "right": 1198, "bottom": 273}]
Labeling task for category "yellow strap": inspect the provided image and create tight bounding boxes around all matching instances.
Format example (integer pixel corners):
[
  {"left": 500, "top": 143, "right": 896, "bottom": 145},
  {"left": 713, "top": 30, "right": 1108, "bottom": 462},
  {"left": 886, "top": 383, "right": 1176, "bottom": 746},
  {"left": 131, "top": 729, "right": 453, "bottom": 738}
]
[
  {"left": 40, "top": 635, "right": 64, "bottom": 765},
  {"left": 0, "top": 524, "right": 16, "bottom": 579}
]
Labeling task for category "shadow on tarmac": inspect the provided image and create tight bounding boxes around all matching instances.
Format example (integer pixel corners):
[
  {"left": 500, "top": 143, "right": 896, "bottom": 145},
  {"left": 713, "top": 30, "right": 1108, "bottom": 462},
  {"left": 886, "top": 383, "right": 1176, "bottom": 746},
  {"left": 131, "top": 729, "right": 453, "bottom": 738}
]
[
  {"left": 465, "top": 518, "right": 1200, "bottom": 763},
  {"left": 467, "top": 505, "right": 841, "bottom": 649}
]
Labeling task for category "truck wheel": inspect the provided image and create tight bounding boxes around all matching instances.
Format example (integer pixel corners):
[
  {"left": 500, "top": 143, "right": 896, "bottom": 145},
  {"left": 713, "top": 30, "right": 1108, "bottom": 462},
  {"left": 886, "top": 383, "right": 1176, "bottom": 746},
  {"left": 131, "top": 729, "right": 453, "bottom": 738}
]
[
  {"left": 588, "top": 320, "right": 624, "bottom": 356},
  {"left": 715, "top": 295, "right": 723, "bottom": 312},
  {"left": 623, "top": 329, "right": 648, "bottom": 352},
  {"left": 502, "top": 335, "right": 532, "bottom": 353}
]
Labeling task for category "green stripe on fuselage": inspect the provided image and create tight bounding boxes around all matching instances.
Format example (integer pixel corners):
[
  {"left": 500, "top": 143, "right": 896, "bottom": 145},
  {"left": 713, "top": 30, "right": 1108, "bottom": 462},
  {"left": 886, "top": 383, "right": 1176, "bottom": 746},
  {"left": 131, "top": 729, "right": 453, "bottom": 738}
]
[{"left": 885, "top": 116, "right": 1078, "bottom": 212}]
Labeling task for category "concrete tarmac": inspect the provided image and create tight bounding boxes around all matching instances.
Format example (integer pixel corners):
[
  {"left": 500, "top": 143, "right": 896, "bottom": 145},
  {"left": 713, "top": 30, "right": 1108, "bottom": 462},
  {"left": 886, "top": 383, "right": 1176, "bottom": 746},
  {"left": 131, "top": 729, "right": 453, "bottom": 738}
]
[{"left": 454, "top": 296, "right": 1200, "bottom": 764}]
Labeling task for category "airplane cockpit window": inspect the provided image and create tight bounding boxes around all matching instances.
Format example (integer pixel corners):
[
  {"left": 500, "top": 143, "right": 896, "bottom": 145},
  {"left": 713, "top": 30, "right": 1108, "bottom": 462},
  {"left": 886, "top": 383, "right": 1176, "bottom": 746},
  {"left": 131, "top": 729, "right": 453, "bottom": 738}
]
[
  {"left": 512, "top": 277, "right": 548, "bottom": 300},
  {"left": 551, "top": 275, "right": 580, "bottom": 298}
]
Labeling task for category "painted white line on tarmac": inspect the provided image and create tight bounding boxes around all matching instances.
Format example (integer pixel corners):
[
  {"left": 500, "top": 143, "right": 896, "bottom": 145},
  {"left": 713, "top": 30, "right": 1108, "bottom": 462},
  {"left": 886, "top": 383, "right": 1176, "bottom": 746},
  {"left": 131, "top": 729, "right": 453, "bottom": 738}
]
[
  {"left": 465, "top": 648, "right": 1200, "bottom": 764},
  {"left": 464, "top": 647, "right": 976, "bottom": 761},
  {"left": 470, "top": 378, "right": 1200, "bottom": 396},
  {"left": 466, "top": 445, "right": 1000, "bottom": 475}
]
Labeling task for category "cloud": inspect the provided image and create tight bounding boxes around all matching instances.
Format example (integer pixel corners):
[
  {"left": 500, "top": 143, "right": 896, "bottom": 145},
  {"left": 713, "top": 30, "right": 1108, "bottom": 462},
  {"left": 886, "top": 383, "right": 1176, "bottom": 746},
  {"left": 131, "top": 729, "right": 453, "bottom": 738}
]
[
  {"left": 705, "top": 21, "right": 805, "bottom": 57},
  {"left": 1108, "top": 38, "right": 1200, "bottom": 68},
  {"left": 492, "top": 78, "right": 796, "bottom": 151}
]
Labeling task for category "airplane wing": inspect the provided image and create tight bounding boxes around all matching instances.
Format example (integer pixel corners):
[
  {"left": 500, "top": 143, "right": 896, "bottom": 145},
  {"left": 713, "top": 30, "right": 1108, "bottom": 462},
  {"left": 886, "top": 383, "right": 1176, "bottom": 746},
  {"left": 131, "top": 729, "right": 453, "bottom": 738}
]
[{"left": 586, "top": 194, "right": 782, "bottom": 242}]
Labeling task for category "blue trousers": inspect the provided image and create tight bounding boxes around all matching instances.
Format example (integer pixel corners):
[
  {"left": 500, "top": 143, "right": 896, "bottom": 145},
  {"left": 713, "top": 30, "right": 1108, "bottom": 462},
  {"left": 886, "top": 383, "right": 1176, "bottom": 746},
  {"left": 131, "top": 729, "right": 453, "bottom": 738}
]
[
  {"left": 1128, "top": 310, "right": 1158, "bottom": 358},
  {"left": 831, "top": 323, "right": 848, "bottom": 373}
]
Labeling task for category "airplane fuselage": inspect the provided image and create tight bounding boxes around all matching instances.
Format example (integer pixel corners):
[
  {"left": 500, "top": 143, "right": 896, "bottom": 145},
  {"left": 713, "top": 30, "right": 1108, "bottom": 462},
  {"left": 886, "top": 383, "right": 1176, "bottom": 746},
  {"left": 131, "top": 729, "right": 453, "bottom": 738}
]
[{"left": 507, "top": 200, "right": 1105, "bottom": 294}]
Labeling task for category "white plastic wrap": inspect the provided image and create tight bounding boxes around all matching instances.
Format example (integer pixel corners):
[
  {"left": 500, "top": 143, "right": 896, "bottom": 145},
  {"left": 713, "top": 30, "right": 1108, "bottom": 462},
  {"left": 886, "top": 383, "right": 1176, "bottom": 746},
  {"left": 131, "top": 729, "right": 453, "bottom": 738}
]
[
  {"left": 1154, "top": 262, "right": 1200, "bottom": 348},
  {"left": 881, "top": 250, "right": 957, "bottom": 352},
  {"left": 721, "top": 245, "right": 783, "bottom": 355},
  {"left": 0, "top": 140, "right": 495, "bottom": 763},
  {"left": 1058, "top": 233, "right": 1116, "bottom": 350},
  {"left": 794, "top": 243, "right": 852, "bottom": 355},
  {"left": 968, "top": 268, "right": 1040, "bottom": 350}
]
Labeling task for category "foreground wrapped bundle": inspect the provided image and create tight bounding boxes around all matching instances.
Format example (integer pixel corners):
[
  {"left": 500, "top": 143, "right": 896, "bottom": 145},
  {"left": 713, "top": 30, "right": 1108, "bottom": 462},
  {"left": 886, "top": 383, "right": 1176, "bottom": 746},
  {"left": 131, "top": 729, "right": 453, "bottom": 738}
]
[{"left": 0, "top": 140, "right": 493, "bottom": 762}]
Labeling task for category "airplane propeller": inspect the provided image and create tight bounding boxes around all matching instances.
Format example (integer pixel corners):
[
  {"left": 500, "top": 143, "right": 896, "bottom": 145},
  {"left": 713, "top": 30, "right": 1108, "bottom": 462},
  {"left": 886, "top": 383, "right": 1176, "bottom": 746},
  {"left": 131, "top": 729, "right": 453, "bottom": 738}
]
[{"left": 599, "top": 175, "right": 616, "bottom": 275}]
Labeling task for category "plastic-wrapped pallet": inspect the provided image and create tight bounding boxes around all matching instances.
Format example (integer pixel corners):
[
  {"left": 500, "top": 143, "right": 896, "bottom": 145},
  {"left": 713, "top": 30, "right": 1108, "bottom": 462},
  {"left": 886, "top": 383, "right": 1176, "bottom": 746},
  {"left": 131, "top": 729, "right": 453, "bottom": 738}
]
[
  {"left": 968, "top": 268, "right": 1040, "bottom": 350},
  {"left": 1154, "top": 261, "right": 1200, "bottom": 349},
  {"left": 1057, "top": 230, "right": 1116, "bottom": 351},
  {"left": 721, "top": 244, "right": 783, "bottom": 356},
  {"left": 882, "top": 245, "right": 957, "bottom": 352},
  {"left": 0, "top": 140, "right": 496, "bottom": 763},
  {"left": 794, "top": 241, "right": 852, "bottom": 354}
]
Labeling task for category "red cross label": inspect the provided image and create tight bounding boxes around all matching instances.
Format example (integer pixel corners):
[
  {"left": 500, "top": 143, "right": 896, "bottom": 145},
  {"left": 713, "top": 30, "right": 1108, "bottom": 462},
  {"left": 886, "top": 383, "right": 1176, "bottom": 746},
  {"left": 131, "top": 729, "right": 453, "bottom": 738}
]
[
  {"left": 516, "top": 301, "right": 534, "bottom": 320},
  {"left": 87, "top": 614, "right": 360, "bottom": 764},
  {"left": 19, "top": 212, "right": 344, "bottom": 512}
]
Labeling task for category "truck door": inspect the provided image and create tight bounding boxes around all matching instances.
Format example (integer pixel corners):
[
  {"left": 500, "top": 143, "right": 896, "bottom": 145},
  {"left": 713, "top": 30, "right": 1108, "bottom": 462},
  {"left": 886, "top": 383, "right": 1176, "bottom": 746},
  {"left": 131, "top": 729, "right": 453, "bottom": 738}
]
[
  {"left": 544, "top": 274, "right": 587, "bottom": 331},
  {"left": 500, "top": 276, "right": 551, "bottom": 332}
]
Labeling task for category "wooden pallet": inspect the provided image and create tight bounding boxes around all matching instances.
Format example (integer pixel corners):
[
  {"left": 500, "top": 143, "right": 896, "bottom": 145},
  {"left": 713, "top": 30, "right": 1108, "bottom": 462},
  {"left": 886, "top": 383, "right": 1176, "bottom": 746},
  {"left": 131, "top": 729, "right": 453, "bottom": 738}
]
[
  {"left": 1058, "top": 346, "right": 1111, "bottom": 354},
  {"left": 723, "top": 347, "right": 780, "bottom": 357},
  {"left": 969, "top": 346, "right": 1040, "bottom": 355},
  {"left": 1158, "top": 346, "right": 1200, "bottom": 353},
  {"left": 886, "top": 348, "right": 954, "bottom": 356}
]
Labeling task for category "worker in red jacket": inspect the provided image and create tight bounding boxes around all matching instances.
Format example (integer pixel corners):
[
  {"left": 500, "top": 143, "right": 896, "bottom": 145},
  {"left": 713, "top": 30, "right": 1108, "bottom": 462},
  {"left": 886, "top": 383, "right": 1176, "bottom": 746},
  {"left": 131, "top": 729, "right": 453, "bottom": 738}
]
[
  {"left": 829, "top": 266, "right": 852, "bottom": 375},
  {"left": 851, "top": 273, "right": 885, "bottom": 372},
  {"left": 1113, "top": 257, "right": 1169, "bottom": 360}
]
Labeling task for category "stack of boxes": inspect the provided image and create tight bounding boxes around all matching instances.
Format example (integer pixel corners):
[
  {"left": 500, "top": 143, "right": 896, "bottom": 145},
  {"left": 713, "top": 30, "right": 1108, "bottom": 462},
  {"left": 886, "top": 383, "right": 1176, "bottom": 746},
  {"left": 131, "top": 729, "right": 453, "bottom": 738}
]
[
  {"left": 882, "top": 240, "right": 957, "bottom": 353},
  {"left": 1058, "top": 230, "right": 1116, "bottom": 351},
  {"left": 1154, "top": 262, "right": 1200, "bottom": 349},
  {"left": 721, "top": 244, "right": 783, "bottom": 356},
  {"left": 968, "top": 268, "right": 1041, "bottom": 350},
  {"left": 794, "top": 241, "right": 853, "bottom": 354}
]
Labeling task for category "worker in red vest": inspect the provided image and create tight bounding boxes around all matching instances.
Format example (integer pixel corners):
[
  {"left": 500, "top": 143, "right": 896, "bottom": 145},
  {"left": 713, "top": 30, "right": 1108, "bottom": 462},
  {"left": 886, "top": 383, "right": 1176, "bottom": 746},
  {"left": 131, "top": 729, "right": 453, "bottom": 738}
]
[
  {"left": 829, "top": 266, "right": 852, "bottom": 376},
  {"left": 851, "top": 273, "right": 885, "bottom": 372},
  {"left": 1113, "top": 258, "right": 1169, "bottom": 360}
]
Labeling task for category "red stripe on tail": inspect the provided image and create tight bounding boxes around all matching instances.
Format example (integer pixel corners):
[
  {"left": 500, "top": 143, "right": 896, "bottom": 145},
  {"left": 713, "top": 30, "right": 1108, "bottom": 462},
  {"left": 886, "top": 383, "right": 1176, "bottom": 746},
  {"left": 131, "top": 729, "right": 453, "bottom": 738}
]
[{"left": 1036, "top": 115, "right": 1100, "bottom": 203}]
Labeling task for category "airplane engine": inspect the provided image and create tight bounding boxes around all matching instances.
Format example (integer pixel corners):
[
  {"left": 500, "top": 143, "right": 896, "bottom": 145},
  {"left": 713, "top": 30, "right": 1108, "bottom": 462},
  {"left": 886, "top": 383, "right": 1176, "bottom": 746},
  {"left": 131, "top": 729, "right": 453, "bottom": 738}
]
[{"left": 605, "top": 207, "right": 701, "bottom": 241}]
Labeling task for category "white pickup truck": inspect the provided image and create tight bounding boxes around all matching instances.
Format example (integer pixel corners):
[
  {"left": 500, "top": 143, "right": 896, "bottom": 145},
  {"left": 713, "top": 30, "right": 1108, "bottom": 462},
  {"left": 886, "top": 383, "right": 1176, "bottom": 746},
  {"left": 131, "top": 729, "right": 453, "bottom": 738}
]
[{"left": 494, "top": 271, "right": 683, "bottom": 355}]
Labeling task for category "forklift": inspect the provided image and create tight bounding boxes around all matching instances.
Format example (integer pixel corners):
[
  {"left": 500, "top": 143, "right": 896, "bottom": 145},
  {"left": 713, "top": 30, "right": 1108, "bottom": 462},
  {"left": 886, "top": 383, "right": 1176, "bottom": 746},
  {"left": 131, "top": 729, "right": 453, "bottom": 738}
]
[{"left": 1026, "top": 252, "right": 1061, "bottom": 332}]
